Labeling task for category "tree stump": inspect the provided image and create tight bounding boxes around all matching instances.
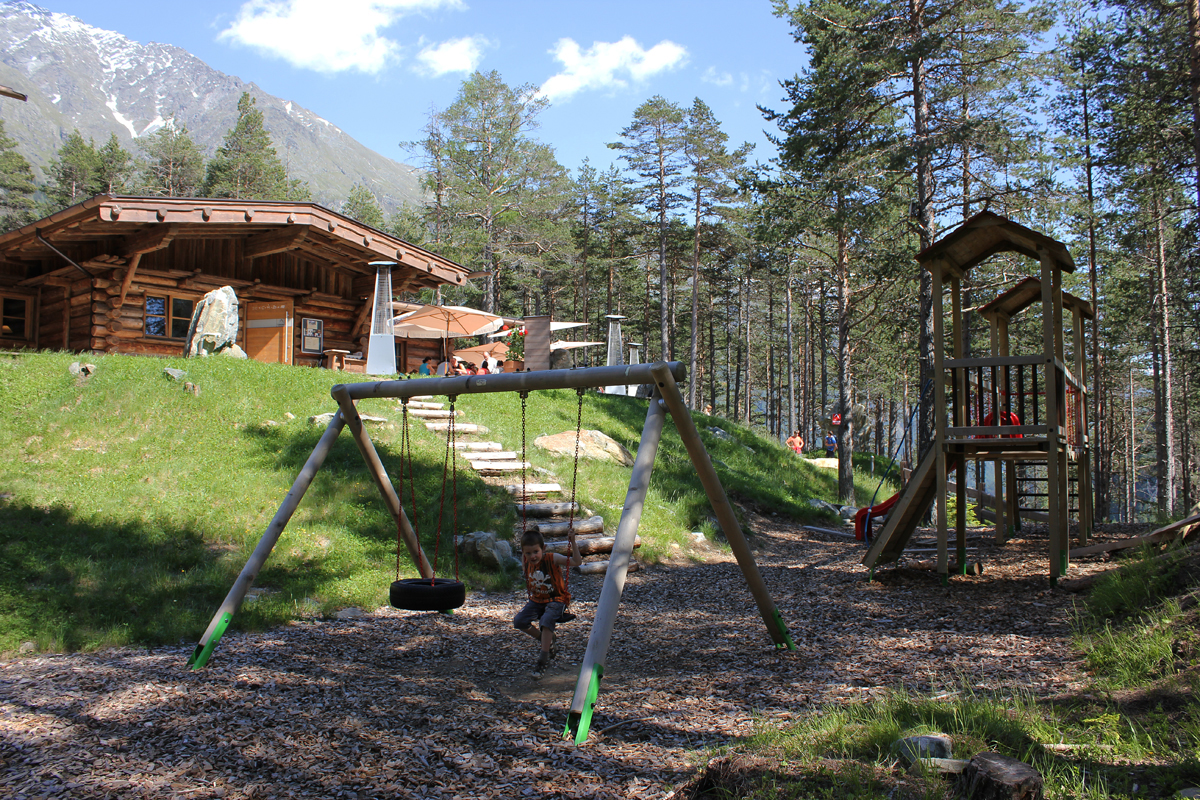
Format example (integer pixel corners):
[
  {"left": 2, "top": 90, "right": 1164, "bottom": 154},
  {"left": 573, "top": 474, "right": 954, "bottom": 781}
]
[{"left": 955, "top": 752, "right": 1043, "bottom": 800}]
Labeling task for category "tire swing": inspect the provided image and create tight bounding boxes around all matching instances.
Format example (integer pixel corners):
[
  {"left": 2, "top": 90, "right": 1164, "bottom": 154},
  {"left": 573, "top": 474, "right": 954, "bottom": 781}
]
[{"left": 390, "top": 397, "right": 466, "bottom": 612}]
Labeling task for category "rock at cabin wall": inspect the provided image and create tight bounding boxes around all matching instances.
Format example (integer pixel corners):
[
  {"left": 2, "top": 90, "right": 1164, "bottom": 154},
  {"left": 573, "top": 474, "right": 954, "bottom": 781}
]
[{"left": 185, "top": 286, "right": 240, "bottom": 358}]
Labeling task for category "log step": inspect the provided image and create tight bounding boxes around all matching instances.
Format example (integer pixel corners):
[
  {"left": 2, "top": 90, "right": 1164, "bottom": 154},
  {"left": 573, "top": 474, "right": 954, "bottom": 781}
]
[
  {"left": 515, "top": 502, "right": 579, "bottom": 517},
  {"left": 462, "top": 451, "right": 519, "bottom": 461},
  {"left": 505, "top": 483, "right": 562, "bottom": 495},
  {"left": 454, "top": 441, "right": 502, "bottom": 451},
  {"left": 531, "top": 515, "right": 605, "bottom": 536},
  {"left": 405, "top": 400, "right": 444, "bottom": 410},
  {"left": 408, "top": 409, "right": 463, "bottom": 419},
  {"left": 577, "top": 559, "right": 641, "bottom": 576},
  {"left": 472, "top": 461, "right": 532, "bottom": 474},
  {"left": 545, "top": 535, "right": 638, "bottom": 556},
  {"left": 426, "top": 422, "right": 489, "bottom": 433}
]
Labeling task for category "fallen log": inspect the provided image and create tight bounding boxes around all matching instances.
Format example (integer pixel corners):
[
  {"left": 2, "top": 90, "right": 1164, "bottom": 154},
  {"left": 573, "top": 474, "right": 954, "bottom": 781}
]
[
  {"left": 1068, "top": 512, "right": 1200, "bottom": 558},
  {"left": 532, "top": 515, "right": 605, "bottom": 536},
  {"left": 514, "top": 502, "right": 579, "bottom": 517},
  {"left": 545, "top": 536, "right": 639, "bottom": 556},
  {"left": 577, "top": 559, "right": 640, "bottom": 576}
]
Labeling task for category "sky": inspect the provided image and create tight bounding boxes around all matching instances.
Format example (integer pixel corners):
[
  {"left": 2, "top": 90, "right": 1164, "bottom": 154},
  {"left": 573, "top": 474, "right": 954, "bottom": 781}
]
[{"left": 39, "top": 0, "right": 808, "bottom": 176}]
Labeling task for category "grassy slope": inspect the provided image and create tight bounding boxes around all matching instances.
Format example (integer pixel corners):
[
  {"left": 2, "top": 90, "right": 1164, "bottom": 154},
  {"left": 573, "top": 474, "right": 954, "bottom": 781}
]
[{"left": 0, "top": 351, "right": 892, "bottom": 653}]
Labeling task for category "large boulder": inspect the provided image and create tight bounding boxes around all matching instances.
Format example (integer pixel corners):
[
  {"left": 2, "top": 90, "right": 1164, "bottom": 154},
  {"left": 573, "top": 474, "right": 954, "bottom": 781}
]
[
  {"left": 534, "top": 429, "right": 635, "bottom": 466},
  {"left": 458, "top": 531, "right": 521, "bottom": 571},
  {"left": 185, "top": 286, "right": 240, "bottom": 357}
]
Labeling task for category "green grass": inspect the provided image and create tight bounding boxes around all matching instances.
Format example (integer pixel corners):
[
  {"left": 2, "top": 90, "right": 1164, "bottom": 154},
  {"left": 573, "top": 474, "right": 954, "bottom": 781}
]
[
  {"left": 0, "top": 351, "right": 877, "bottom": 653},
  {"left": 695, "top": 542, "right": 1200, "bottom": 799}
]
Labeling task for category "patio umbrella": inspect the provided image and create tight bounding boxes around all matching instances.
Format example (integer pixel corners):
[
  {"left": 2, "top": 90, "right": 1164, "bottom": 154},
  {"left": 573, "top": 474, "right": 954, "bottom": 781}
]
[
  {"left": 391, "top": 304, "right": 504, "bottom": 339},
  {"left": 452, "top": 341, "right": 509, "bottom": 360}
]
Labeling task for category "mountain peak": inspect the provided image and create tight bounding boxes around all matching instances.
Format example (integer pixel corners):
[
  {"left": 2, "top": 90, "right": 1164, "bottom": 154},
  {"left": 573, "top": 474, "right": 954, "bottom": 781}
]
[{"left": 0, "top": 1, "right": 423, "bottom": 213}]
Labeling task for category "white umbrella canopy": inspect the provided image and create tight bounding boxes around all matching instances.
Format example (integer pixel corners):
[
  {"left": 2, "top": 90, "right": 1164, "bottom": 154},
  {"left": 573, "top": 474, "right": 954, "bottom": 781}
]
[
  {"left": 452, "top": 341, "right": 509, "bottom": 360},
  {"left": 391, "top": 304, "right": 504, "bottom": 339}
]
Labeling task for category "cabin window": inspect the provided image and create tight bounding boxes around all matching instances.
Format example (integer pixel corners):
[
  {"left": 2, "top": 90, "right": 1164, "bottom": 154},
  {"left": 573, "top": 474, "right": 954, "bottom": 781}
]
[
  {"left": 0, "top": 295, "right": 29, "bottom": 339},
  {"left": 145, "top": 294, "right": 195, "bottom": 339}
]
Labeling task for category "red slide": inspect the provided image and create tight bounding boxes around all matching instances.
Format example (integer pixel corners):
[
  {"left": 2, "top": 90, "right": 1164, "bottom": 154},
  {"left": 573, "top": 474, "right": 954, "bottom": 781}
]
[{"left": 855, "top": 493, "right": 900, "bottom": 541}]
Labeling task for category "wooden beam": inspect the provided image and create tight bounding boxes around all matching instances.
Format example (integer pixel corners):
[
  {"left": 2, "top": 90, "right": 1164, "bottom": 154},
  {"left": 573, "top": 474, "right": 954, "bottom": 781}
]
[
  {"left": 121, "top": 224, "right": 178, "bottom": 258},
  {"left": 111, "top": 252, "right": 143, "bottom": 317},
  {"left": 243, "top": 227, "right": 310, "bottom": 260}
]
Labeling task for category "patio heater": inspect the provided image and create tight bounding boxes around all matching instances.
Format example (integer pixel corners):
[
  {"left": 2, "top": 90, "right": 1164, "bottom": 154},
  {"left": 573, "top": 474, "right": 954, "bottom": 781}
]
[
  {"left": 626, "top": 342, "right": 642, "bottom": 397},
  {"left": 605, "top": 314, "right": 626, "bottom": 395},
  {"left": 365, "top": 261, "right": 397, "bottom": 375}
]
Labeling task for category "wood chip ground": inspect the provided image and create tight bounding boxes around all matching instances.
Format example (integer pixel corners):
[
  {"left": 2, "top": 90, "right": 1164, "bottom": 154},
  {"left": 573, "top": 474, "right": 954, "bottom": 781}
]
[{"left": 1, "top": 517, "right": 1131, "bottom": 799}]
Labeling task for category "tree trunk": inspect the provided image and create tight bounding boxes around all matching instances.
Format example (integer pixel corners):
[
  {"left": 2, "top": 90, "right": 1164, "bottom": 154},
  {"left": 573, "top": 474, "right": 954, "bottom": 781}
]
[
  {"left": 911, "top": 0, "right": 937, "bottom": 463},
  {"left": 1186, "top": 0, "right": 1200, "bottom": 213},
  {"left": 1154, "top": 191, "right": 1176, "bottom": 514},
  {"left": 786, "top": 262, "right": 796, "bottom": 435},
  {"left": 836, "top": 222, "right": 855, "bottom": 504}
]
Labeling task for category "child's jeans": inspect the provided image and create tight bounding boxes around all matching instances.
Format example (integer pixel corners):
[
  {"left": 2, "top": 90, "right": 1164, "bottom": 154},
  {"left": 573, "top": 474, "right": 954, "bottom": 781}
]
[{"left": 514, "top": 600, "right": 566, "bottom": 631}]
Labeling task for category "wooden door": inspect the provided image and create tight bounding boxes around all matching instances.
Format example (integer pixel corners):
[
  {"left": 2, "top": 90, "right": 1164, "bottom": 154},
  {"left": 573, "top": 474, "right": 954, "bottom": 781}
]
[{"left": 245, "top": 300, "right": 294, "bottom": 364}]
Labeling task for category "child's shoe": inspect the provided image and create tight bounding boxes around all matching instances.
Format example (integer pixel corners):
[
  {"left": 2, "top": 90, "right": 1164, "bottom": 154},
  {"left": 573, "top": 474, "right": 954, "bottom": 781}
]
[{"left": 532, "top": 652, "right": 550, "bottom": 677}]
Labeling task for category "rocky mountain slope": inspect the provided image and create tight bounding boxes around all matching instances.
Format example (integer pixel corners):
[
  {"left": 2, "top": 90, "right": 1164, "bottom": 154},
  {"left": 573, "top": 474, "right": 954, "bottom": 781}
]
[{"left": 0, "top": 1, "right": 424, "bottom": 213}]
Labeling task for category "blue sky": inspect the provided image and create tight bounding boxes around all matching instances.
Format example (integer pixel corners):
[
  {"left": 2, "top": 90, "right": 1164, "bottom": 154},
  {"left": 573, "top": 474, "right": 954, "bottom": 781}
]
[{"left": 41, "top": 0, "right": 808, "bottom": 175}]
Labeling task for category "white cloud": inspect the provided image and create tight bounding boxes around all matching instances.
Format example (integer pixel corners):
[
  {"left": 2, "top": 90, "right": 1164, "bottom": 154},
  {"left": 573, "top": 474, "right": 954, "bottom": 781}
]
[
  {"left": 416, "top": 36, "right": 488, "bottom": 76},
  {"left": 218, "top": 0, "right": 463, "bottom": 74},
  {"left": 702, "top": 66, "right": 733, "bottom": 87},
  {"left": 540, "top": 36, "right": 688, "bottom": 101}
]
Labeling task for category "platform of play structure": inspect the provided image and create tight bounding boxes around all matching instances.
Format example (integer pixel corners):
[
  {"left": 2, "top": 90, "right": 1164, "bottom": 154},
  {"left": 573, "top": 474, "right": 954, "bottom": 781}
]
[{"left": 862, "top": 211, "right": 1094, "bottom": 581}]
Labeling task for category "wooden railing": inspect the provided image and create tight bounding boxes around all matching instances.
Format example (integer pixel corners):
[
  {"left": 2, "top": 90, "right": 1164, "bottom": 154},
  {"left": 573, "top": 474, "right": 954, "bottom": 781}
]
[{"left": 942, "top": 355, "right": 1086, "bottom": 449}]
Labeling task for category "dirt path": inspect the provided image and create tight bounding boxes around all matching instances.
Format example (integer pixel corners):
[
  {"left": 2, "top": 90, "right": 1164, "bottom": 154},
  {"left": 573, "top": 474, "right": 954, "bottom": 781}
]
[{"left": 1, "top": 517, "right": 1112, "bottom": 799}]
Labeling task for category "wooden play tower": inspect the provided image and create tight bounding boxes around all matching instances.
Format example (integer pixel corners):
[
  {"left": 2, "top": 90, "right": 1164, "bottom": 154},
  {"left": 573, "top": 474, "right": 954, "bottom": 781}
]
[{"left": 863, "top": 211, "right": 1094, "bottom": 581}]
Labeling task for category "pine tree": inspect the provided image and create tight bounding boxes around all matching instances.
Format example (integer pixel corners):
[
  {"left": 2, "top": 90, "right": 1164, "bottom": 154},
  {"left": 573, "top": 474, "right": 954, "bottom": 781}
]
[
  {"left": 609, "top": 96, "right": 687, "bottom": 360},
  {"left": 342, "top": 184, "right": 386, "bottom": 229},
  {"left": 47, "top": 130, "right": 100, "bottom": 208},
  {"left": 204, "top": 92, "right": 307, "bottom": 200},
  {"left": 95, "top": 133, "right": 133, "bottom": 194},
  {"left": 139, "top": 122, "right": 205, "bottom": 197},
  {"left": 411, "top": 71, "right": 569, "bottom": 313},
  {"left": 683, "top": 98, "right": 751, "bottom": 408},
  {"left": 0, "top": 120, "right": 36, "bottom": 232}
]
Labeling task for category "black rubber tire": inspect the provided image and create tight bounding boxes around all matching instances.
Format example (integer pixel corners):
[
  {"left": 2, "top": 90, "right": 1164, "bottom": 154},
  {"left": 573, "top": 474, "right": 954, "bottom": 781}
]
[{"left": 390, "top": 577, "right": 466, "bottom": 611}]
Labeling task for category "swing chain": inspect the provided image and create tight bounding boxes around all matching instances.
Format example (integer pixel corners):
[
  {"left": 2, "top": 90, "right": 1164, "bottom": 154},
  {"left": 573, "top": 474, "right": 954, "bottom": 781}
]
[
  {"left": 449, "top": 396, "right": 459, "bottom": 579},
  {"left": 520, "top": 391, "right": 529, "bottom": 534},
  {"left": 567, "top": 388, "right": 585, "bottom": 540}
]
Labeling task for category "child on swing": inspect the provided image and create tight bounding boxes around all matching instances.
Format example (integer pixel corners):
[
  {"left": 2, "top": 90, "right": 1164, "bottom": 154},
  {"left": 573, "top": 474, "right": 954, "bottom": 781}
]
[{"left": 514, "top": 529, "right": 583, "bottom": 676}]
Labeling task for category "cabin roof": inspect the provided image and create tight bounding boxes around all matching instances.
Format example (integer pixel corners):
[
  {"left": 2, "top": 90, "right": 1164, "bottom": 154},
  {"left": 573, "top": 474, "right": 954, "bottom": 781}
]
[
  {"left": 916, "top": 210, "right": 1075, "bottom": 279},
  {"left": 976, "top": 276, "right": 1095, "bottom": 321},
  {"left": 0, "top": 194, "right": 468, "bottom": 290}
]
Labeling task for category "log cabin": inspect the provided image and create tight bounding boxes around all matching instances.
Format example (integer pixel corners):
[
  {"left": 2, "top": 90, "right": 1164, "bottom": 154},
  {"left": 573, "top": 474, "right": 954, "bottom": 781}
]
[{"left": 0, "top": 195, "right": 468, "bottom": 371}]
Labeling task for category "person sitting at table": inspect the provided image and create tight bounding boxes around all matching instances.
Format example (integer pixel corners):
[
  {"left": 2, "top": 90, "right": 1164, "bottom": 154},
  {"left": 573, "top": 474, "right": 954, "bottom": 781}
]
[{"left": 418, "top": 356, "right": 434, "bottom": 376}]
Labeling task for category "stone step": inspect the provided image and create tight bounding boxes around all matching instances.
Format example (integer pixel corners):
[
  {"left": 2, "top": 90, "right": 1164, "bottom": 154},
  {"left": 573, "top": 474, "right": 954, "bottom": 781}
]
[
  {"left": 426, "top": 422, "right": 489, "bottom": 433},
  {"left": 408, "top": 408, "right": 463, "bottom": 419},
  {"left": 454, "top": 441, "right": 502, "bottom": 451},
  {"left": 530, "top": 515, "right": 605, "bottom": 536},
  {"left": 505, "top": 483, "right": 562, "bottom": 496},
  {"left": 472, "top": 461, "right": 532, "bottom": 474},
  {"left": 462, "top": 451, "right": 519, "bottom": 461},
  {"left": 576, "top": 559, "right": 641, "bottom": 576},
  {"left": 515, "top": 502, "right": 580, "bottom": 517}
]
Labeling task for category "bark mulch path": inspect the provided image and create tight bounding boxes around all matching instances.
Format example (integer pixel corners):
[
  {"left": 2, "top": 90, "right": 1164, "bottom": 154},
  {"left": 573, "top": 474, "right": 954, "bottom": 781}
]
[{"left": 1, "top": 517, "right": 1135, "bottom": 799}]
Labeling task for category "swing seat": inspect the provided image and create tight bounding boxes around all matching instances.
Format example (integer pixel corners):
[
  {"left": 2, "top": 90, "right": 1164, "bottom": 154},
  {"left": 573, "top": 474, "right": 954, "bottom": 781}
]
[{"left": 390, "top": 577, "right": 466, "bottom": 611}]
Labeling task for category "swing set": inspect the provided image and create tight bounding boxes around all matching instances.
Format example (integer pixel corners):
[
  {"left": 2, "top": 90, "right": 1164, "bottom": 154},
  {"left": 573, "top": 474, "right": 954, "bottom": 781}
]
[{"left": 187, "top": 361, "right": 795, "bottom": 744}]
